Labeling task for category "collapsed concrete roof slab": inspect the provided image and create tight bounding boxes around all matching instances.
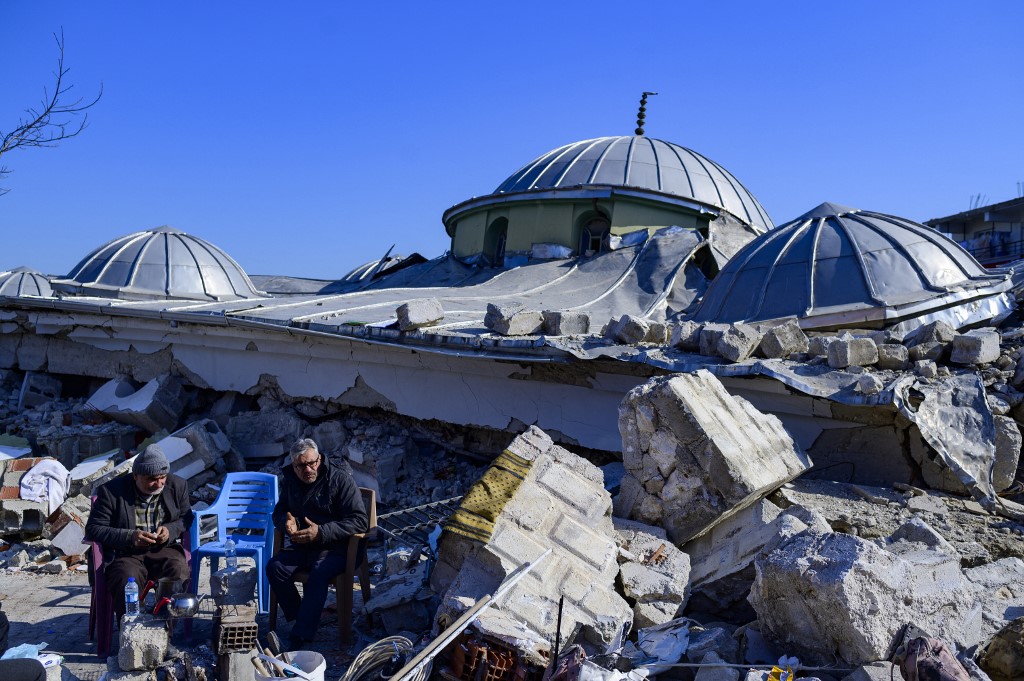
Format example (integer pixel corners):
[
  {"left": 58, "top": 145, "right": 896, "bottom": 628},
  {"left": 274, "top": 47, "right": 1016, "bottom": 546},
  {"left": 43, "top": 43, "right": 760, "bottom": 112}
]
[{"left": 691, "top": 202, "right": 1014, "bottom": 332}]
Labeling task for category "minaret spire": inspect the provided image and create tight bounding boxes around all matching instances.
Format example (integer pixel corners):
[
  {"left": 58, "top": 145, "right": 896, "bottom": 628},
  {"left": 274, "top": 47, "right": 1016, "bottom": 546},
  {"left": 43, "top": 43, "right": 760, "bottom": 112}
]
[{"left": 635, "top": 91, "right": 658, "bottom": 136}]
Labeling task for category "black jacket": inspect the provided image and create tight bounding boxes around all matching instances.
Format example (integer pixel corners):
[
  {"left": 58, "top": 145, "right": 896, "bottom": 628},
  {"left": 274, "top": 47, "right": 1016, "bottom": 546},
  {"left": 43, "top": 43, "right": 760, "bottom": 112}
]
[
  {"left": 85, "top": 474, "right": 192, "bottom": 568},
  {"left": 272, "top": 455, "right": 367, "bottom": 549}
]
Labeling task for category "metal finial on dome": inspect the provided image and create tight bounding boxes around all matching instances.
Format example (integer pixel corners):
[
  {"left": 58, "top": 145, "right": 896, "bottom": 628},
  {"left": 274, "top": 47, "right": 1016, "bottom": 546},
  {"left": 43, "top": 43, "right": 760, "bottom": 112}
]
[{"left": 635, "top": 91, "right": 658, "bottom": 136}]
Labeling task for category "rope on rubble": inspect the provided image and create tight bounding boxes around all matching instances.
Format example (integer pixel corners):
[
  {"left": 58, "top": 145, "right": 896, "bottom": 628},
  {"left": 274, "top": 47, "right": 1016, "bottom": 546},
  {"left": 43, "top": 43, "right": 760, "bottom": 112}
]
[{"left": 340, "top": 636, "right": 430, "bottom": 681}]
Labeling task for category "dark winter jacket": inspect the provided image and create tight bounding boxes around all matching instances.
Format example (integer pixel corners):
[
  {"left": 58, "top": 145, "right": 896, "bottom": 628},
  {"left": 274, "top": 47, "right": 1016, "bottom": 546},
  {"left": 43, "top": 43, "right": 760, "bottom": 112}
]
[
  {"left": 85, "top": 474, "right": 192, "bottom": 569},
  {"left": 272, "top": 455, "right": 367, "bottom": 550}
]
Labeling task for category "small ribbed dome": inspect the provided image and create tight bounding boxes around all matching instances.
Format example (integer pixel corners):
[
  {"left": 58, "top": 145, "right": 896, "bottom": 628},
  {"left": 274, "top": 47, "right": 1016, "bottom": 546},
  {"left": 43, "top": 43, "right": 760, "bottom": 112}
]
[
  {"left": 0, "top": 267, "right": 53, "bottom": 297},
  {"left": 494, "top": 136, "right": 773, "bottom": 232},
  {"left": 62, "top": 226, "right": 264, "bottom": 301},
  {"left": 691, "top": 202, "right": 1010, "bottom": 327}
]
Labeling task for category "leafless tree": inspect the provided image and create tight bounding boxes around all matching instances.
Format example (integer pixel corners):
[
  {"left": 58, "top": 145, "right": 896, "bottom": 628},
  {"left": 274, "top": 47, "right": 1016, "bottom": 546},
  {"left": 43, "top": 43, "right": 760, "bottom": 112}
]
[{"left": 0, "top": 31, "right": 102, "bottom": 195}]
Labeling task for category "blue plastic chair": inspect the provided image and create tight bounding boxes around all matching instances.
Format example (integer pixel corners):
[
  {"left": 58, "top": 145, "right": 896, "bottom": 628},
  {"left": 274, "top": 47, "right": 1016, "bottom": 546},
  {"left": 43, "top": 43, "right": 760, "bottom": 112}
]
[{"left": 190, "top": 472, "right": 278, "bottom": 613}]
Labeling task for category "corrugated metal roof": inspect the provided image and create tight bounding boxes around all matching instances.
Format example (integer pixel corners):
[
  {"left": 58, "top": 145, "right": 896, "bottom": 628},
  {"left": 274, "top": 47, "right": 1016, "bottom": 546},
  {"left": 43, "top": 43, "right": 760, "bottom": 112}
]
[
  {"left": 58, "top": 226, "right": 265, "bottom": 301},
  {"left": 493, "top": 136, "right": 773, "bottom": 232},
  {"left": 691, "top": 202, "right": 1011, "bottom": 328},
  {"left": 0, "top": 267, "right": 53, "bottom": 297}
]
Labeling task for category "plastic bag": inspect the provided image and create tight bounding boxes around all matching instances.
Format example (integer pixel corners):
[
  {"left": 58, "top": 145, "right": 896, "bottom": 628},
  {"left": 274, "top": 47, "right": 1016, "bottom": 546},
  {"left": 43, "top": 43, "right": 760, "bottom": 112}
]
[{"left": 0, "top": 641, "right": 47, "bottom": 659}]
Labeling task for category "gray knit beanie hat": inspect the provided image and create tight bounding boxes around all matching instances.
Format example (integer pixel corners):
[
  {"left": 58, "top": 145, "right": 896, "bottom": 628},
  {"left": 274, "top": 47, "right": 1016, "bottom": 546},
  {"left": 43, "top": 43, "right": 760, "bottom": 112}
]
[{"left": 133, "top": 443, "right": 170, "bottom": 476}]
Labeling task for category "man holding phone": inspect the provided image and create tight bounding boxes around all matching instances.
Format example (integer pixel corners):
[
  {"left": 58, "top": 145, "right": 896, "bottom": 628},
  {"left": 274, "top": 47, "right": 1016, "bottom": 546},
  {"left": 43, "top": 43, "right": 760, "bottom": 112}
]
[{"left": 85, "top": 444, "right": 192, "bottom": 621}]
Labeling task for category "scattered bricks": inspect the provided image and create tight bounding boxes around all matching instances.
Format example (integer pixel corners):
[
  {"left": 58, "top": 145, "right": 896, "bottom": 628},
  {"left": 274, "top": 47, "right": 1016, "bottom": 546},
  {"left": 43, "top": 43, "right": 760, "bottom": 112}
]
[
  {"left": 858, "top": 374, "right": 884, "bottom": 396},
  {"left": 396, "top": 298, "right": 444, "bottom": 331},
  {"left": 542, "top": 310, "right": 590, "bottom": 336},
  {"left": 212, "top": 565, "right": 258, "bottom": 607},
  {"left": 0, "top": 498, "right": 49, "bottom": 535},
  {"left": 612, "top": 315, "right": 651, "bottom": 344},
  {"left": 118, "top": 616, "right": 170, "bottom": 670},
  {"left": 18, "top": 372, "right": 62, "bottom": 409},
  {"left": 87, "top": 374, "right": 185, "bottom": 435},
  {"left": 827, "top": 337, "right": 878, "bottom": 369},
  {"left": 716, "top": 324, "right": 762, "bottom": 363},
  {"left": 876, "top": 344, "right": 910, "bottom": 371},
  {"left": 908, "top": 320, "right": 956, "bottom": 347},
  {"left": 951, "top": 329, "right": 1000, "bottom": 365},
  {"left": 915, "top": 360, "right": 938, "bottom": 378},
  {"left": 670, "top": 321, "right": 702, "bottom": 352},
  {"left": 909, "top": 341, "right": 945, "bottom": 362},
  {"left": 699, "top": 323, "right": 730, "bottom": 357},
  {"left": 807, "top": 335, "right": 838, "bottom": 357},
  {"left": 758, "top": 319, "right": 809, "bottom": 359}
]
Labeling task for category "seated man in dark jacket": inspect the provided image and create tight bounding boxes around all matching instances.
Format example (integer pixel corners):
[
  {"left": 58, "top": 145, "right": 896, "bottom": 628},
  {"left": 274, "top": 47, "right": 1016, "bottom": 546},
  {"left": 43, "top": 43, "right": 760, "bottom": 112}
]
[
  {"left": 85, "top": 444, "right": 192, "bottom": 621},
  {"left": 268, "top": 438, "right": 367, "bottom": 649}
]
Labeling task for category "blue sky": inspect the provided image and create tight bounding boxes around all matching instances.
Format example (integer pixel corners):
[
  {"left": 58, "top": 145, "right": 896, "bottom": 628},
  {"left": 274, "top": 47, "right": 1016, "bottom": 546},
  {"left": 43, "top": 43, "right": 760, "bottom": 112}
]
[{"left": 2, "top": 2, "right": 1023, "bottom": 280}]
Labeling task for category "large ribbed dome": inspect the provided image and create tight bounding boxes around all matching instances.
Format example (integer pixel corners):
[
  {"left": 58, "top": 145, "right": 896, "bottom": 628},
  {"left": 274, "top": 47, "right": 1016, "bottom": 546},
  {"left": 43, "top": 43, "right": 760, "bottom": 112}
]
[
  {"left": 691, "top": 202, "right": 1011, "bottom": 328},
  {"left": 494, "top": 136, "right": 773, "bottom": 232},
  {"left": 0, "top": 267, "right": 53, "bottom": 297},
  {"left": 61, "top": 226, "right": 264, "bottom": 301}
]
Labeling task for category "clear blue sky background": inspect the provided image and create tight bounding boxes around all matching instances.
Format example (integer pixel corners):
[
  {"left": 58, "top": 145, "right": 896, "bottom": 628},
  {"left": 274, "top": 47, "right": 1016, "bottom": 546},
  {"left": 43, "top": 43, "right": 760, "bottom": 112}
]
[{"left": 2, "top": 2, "right": 1022, "bottom": 280}]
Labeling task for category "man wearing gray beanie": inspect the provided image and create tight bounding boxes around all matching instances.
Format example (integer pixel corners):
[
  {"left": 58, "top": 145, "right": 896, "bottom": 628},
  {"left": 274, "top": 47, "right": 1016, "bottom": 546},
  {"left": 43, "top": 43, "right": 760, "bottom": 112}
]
[{"left": 85, "top": 443, "right": 192, "bottom": 621}]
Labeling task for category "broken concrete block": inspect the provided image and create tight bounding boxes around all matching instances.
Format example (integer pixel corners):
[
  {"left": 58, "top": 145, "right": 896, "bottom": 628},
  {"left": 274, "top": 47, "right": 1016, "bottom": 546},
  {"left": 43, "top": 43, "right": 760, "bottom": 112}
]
[
  {"left": 67, "top": 450, "right": 119, "bottom": 497},
  {"left": 840, "top": 662, "right": 899, "bottom": 681},
  {"left": 717, "top": 324, "right": 762, "bottom": 363},
  {"left": 218, "top": 651, "right": 258, "bottom": 681},
  {"left": 118, "top": 616, "right": 170, "bottom": 670},
  {"left": 699, "top": 323, "right": 730, "bottom": 357},
  {"left": 909, "top": 341, "right": 945, "bottom": 362},
  {"left": 915, "top": 359, "right": 938, "bottom": 378},
  {"left": 432, "top": 426, "right": 631, "bottom": 661},
  {"left": 0, "top": 498, "right": 49, "bottom": 535},
  {"left": 212, "top": 564, "right": 258, "bottom": 607},
  {"left": 396, "top": 298, "right": 444, "bottom": 331},
  {"left": 857, "top": 374, "right": 883, "bottom": 396},
  {"left": 612, "top": 314, "right": 651, "bottom": 345},
  {"left": 87, "top": 374, "right": 185, "bottom": 435},
  {"left": 758, "top": 319, "right": 809, "bottom": 359},
  {"left": 645, "top": 321, "right": 668, "bottom": 344},
  {"left": 542, "top": 310, "right": 591, "bottom": 336},
  {"left": 40, "top": 558, "right": 64, "bottom": 573},
  {"left": 978, "top": 616, "right": 1024, "bottom": 681},
  {"left": 908, "top": 320, "right": 956, "bottom": 346},
  {"left": 157, "top": 419, "right": 231, "bottom": 489},
  {"left": 614, "top": 520, "right": 691, "bottom": 628},
  {"left": 749, "top": 518, "right": 979, "bottom": 666},
  {"left": 993, "top": 416, "right": 1022, "bottom": 493},
  {"left": 226, "top": 409, "right": 305, "bottom": 460},
  {"left": 19, "top": 372, "right": 62, "bottom": 409},
  {"left": 827, "top": 337, "right": 878, "bottom": 369},
  {"left": 807, "top": 335, "right": 838, "bottom": 357},
  {"left": 876, "top": 344, "right": 909, "bottom": 371},
  {"left": 693, "top": 651, "right": 740, "bottom": 681},
  {"left": 951, "top": 329, "right": 1001, "bottom": 365},
  {"left": 484, "top": 302, "right": 543, "bottom": 336},
  {"left": 617, "top": 371, "right": 812, "bottom": 545},
  {"left": 670, "top": 321, "right": 702, "bottom": 352}
]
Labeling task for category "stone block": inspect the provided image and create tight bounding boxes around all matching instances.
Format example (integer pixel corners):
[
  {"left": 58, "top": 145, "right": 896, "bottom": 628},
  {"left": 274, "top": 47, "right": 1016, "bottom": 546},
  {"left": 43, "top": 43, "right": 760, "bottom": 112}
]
[
  {"left": 915, "top": 359, "right": 938, "bottom": 378},
  {"left": 617, "top": 371, "right": 812, "bottom": 545},
  {"left": 758, "top": 319, "right": 809, "bottom": 359},
  {"left": 542, "top": 310, "right": 591, "bottom": 336},
  {"left": 807, "top": 335, "right": 838, "bottom": 357},
  {"left": 87, "top": 374, "right": 185, "bottom": 434},
  {"left": 670, "top": 321, "right": 702, "bottom": 352},
  {"left": 908, "top": 320, "right": 956, "bottom": 346},
  {"left": 118, "top": 617, "right": 170, "bottom": 670},
  {"left": 876, "top": 344, "right": 909, "bottom": 371},
  {"left": 484, "top": 302, "right": 543, "bottom": 336},
  {"left": 212, "top": 564, "right": 258, "bottom": 607},
  {"left": 699, "top": 323, "right": 730, "bottom": 357},
  {"left": 749, "top": 518, "right": 979, "bottom": 666},
  {"left": 827, "top": 337, "right": 878, "bottom": 369},
  {"left": 909, "top": 341, "right": 945, "bottom": 362},
  {"left": 858, "top": 374, "right": 884, "bottom": 396},
  {"left": 645, "top": 322, "right": 668, "bottom": 345},
  {"left": 950, "top": 329, "right": 1000, "bottom": 365},
  {"left": 994, "top": 415, "right": 1022, "bottom": 493},
  {"left": 616, "top": 525, "right": 690, "bottom": 628},
  {"left": 717, "top": 324, "right": 762, "bottom": 363},
  {"left": 396, "top": 298, "right": 444, "bottom": 331},
  {"left": 611, "top": 315, "right": 650, "bottom": 345}
]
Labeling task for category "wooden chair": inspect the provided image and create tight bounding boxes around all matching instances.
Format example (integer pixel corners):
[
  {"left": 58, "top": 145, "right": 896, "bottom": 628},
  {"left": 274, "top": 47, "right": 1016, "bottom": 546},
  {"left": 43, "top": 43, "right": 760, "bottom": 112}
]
[{"left": 268, "top": 487, "right": 377, "bottom": 646}]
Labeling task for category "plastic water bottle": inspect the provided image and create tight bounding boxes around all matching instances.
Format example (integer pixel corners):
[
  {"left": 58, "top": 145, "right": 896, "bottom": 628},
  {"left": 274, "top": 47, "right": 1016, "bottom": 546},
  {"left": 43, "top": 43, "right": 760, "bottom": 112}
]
[
  {"left": 225, "top": 537, "right": 237, "bottom": 571},
  {"left": 124, "top": 577, "right": 140, "bottom": 619}
]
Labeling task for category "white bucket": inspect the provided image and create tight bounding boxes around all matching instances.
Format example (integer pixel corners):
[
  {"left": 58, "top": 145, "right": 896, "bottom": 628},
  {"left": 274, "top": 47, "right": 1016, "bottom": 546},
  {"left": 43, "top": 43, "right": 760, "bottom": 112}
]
[{"left": 254, "top": 651, "right": 327, "bottom": 681}]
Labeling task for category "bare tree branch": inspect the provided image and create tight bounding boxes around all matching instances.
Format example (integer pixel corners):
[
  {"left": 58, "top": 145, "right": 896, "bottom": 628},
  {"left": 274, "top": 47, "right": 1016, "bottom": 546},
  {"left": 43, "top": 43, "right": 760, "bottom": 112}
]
[{"left": 0, "top": 30, "right": 102, "bottom": 195}]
